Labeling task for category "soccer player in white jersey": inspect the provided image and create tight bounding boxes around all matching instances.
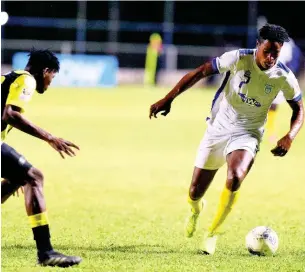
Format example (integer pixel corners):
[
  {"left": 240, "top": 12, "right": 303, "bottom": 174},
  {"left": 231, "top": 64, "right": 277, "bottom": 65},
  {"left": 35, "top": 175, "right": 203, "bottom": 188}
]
[{"left": 149, "top": 24, "right": 304, "bottom": 255}]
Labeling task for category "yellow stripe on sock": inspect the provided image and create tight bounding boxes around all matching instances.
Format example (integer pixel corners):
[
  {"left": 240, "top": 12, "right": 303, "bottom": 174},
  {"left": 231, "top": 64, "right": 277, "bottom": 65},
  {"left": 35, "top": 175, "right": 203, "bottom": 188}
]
[{"left": 28, "top": 212, "right": 49, "bottom": 228}]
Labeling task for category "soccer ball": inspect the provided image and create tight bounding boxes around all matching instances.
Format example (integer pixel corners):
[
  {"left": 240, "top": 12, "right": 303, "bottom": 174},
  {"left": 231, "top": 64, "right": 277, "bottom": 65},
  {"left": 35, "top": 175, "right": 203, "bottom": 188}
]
[{"left": 245, "top": 226, "right": 279, "bottom": 256}]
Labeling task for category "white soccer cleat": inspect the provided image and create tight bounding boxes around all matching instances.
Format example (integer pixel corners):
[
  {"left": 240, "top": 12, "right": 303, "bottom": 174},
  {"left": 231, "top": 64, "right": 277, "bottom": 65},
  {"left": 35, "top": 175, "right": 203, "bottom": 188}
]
[
  {"left": 199, "top": 232, "right": 218, "bottom": 255},
  {"left": 184, "top": 199, "right": 206, "bottom": 238}
]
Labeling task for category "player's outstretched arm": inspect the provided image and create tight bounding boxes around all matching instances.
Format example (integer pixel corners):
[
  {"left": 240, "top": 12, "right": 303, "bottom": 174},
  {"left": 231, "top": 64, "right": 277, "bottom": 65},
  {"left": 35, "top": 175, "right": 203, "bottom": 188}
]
[
  {"left": 271, "top": 99, "right": 304, "bottom": 157},
  {"left": 3, "top": 104, "right": 79, "bottom": 158},
  {"left": 149, "top": 60, "right": 217, "bottom": 119}
]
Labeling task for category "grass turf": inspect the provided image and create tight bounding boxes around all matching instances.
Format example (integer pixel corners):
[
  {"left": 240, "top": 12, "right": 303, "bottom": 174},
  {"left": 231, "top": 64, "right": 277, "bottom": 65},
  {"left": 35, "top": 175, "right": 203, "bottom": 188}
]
[{"left": 2, "top": 86, "right": 305, "bottom": 272}]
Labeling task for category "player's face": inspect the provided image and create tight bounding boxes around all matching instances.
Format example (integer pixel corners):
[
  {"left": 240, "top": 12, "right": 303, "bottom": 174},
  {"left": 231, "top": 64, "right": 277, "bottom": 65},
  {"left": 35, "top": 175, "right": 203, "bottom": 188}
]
[
  {"left": 44, "top": 70, "right": 57, "bottom": 90},
  {"left": 256, "top": 40, "right": 283, "bottom": 70},
  {"left": 38, "top": 69, "right": 57, "bottom": 93}
]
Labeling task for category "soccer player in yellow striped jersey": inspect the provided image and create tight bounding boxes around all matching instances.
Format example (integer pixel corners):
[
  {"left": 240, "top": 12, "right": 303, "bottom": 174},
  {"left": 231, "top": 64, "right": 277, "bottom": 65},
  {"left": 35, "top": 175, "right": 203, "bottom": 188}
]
[
  {"left": 1, "top": 49, "right": 82, "bottom": 267},
  {"left": 1, "top": 70, "right": 36, "bottom": 140}
]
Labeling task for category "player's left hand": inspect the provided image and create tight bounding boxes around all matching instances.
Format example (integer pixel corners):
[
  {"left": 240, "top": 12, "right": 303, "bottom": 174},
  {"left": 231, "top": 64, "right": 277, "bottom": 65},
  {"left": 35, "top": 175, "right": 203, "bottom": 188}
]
[
  {"left": 48, "top": 136, "right": 80, "bottom": 159},
  {"left": 271, "top": 134, "right": 293, "bottom": 157}
]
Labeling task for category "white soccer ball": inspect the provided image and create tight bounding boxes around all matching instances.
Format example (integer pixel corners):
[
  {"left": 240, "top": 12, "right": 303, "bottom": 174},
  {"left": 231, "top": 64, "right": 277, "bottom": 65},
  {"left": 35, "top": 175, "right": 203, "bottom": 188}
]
[{"left": 245, "top": 226, "right": 279, "bottom": 256}]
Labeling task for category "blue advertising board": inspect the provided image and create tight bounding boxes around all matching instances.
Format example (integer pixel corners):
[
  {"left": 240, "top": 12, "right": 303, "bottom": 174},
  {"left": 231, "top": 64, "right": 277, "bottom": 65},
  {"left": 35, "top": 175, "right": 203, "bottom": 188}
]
[{"left": 12, "top": 52, "right": 118, "bottom": 87}]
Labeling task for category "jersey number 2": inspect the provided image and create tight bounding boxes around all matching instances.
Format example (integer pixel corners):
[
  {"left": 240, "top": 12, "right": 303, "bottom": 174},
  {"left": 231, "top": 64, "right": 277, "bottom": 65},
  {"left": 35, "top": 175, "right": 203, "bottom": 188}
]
[{"left": 239, "top": 70, "right": 251, "bottom": 89}]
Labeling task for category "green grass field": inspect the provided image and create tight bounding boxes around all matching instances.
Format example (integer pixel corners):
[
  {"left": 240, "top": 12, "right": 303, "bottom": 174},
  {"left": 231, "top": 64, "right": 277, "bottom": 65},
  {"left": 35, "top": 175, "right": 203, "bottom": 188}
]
[{"left": 2, "top": 86, "right": 305, "bottom": 272}]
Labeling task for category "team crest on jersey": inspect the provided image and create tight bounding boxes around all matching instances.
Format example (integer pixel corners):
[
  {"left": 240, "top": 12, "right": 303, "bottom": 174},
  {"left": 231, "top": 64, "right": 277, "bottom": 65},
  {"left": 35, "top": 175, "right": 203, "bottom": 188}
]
[
  {"left": 20, "top": 88, "right": 34, "bottom": 101},
  {"left": 22, "top": 88, "right": 32, "bottom": 96},
  {"left": 264, "top": 84, "right": 274, "bottom": 94}
]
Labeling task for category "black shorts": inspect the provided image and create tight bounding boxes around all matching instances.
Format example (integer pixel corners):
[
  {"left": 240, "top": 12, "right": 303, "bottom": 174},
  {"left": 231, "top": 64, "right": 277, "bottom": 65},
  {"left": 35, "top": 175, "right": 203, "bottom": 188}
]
[{"left": 1, "top": 142, "right": 32, "bottom": 184}]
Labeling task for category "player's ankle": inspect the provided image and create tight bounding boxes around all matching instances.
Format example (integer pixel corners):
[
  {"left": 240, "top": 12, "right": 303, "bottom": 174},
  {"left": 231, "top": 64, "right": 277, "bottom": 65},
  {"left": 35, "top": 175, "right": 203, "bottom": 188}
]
[
  {"left": 37, "top": 249, "right": 54, "bottom": 259},
  {"left": 191, "top": 208, "right": 201, "bottom": 215}
]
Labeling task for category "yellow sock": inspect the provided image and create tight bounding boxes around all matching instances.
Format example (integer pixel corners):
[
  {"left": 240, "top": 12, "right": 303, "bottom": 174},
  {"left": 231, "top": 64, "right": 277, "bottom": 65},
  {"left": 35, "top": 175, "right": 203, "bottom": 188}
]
[
  {"left": 28, "top": 212, "right": 49, "bottom": 228},
  {"left": 208, "top": 187, "right": 239, "bottom": 234},
  {"left": 187, "top": 195, "right": 203, "bottom": 214},
  {"left": 266, "top": 109, "right": 276, "bottom": 135}
]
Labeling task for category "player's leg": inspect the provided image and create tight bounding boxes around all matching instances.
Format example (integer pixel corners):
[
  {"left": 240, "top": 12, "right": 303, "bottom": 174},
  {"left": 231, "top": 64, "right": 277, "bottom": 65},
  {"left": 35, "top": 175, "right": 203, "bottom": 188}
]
[
  {"left": 185, "top": 132, "right": 227, "bottom": 238},
  {"left": 209, "top": 150, "right": 254, "bottom": 233},
  {"left": 200, "top": 149, "right": 255, "bottom": 254},
  {"left": 23, "top": 167, "right": 82, "bottom": 267},
  {"left": 1, "top": 143, "right": 82, "bottom": 267},
  {"left": 1, "top": 143, "right": 23, "bottom": 203},
  {"left": 185, "top": 167, "right": 218, "bottom": 237},
  {"left": 188, "top": 167, "right": 218, "bottom": 214},
  {"left": 1, "top": 179, "right": 21, "bottom": 203},
  {"left": 2, "top": 144, "right": 50, "bottom": 255},
  {"left": 189, "top": 167, "right": 218, "bottom": 201}
]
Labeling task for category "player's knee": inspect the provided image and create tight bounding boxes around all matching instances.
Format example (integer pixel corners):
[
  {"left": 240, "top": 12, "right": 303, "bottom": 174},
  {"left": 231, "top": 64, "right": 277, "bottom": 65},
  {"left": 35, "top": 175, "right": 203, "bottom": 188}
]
[
  {"left": 226, "top": 176, "right": 241, "bottom": 191},
  {"left": 227, "top": 168, "right": 246, "bottom": 191},
  {"left": 270, "top": 103, "right": 277, "bottom": 111},
  {"left": 27, "top": 167, "right": 44, "bottom": 187},
  {"left": 189, "top": 185, "right": 200, "bottom": 200}
]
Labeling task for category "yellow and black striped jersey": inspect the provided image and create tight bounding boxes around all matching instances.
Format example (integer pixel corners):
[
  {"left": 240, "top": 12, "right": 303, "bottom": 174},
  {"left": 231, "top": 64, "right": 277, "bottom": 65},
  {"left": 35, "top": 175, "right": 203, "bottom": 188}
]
[{"left": 1, "top": 70, "right": 36, "bottom": 141}]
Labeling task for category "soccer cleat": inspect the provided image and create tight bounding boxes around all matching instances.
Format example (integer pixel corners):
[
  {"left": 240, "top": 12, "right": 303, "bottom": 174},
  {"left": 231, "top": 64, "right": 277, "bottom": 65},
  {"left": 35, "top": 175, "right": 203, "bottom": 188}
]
[
  {"left": 184, "top": 199, "right": 206, "bottom": 238},
  {"left": 38, "top": 250, "right": 82, "bottom": 268},
  {"left": 198, "top": 232, "right": 218, "bottom": 255}
]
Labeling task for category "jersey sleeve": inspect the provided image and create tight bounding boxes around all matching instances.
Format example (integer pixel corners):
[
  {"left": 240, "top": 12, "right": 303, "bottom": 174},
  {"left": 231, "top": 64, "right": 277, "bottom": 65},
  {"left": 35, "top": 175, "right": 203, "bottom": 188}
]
[
  {"left": 6, "top": 74, "right": 36, "bottom": 112},
  {"left": 212, "top": 50, "right": 240, "bottom": 74},
  {"left": 282, "top": 73, "right": 302, "bottom": 102}
]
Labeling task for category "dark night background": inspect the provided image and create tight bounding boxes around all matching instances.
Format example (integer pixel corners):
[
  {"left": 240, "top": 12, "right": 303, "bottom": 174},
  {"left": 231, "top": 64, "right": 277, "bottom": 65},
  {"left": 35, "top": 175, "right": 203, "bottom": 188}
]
[{"left": 2, "top": 1, "right": 305, "bottom": 68}]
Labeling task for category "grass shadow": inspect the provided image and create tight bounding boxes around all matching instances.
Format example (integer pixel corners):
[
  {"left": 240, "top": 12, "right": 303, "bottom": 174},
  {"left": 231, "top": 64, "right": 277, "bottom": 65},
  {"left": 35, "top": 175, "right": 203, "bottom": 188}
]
[{"left": 2, "top": 243, "right": 192, "bottom": 255}]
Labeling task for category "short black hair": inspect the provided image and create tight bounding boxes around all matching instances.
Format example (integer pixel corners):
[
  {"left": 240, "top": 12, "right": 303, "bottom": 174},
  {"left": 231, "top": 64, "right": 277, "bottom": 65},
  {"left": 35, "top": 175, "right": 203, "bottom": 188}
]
[
  {"left": 258, "top": 24, "right": 290, "bottom": 44},
  {"left": 27, "top": 48, "right": 60, "bottom": 72}
]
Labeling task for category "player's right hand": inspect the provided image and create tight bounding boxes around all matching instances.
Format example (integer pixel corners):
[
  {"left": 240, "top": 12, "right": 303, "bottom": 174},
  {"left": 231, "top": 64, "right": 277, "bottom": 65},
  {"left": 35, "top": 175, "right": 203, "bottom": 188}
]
[
  {"left": 149, "top": 98, "right": 172, "bottom": 119},
  {"left": 48, "top": 136, "right": 80, "bottom": 159}
]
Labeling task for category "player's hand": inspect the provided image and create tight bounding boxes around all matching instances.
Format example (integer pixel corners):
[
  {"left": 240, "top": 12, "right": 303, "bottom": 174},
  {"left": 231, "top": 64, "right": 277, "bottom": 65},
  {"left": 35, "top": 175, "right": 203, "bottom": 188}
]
[
  {"left": 48, "top": 136, "right": 80, "bottom": 159},
  {"left": 13, "top": 186, "right": 24, "bottom": 197},
  {"left": 271, "top": 134, "right": 293, "bottom": 157},
  {"left": 149, "top": 98, "right": 172, "bottom": 119}
]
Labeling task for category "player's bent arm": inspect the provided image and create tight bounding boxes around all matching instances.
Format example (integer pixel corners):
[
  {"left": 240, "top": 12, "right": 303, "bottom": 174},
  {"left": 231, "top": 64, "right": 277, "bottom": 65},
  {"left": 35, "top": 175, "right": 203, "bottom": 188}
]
[
  {"left": 163, "top": 61, "right": 218, "bottom": 102},
  {"left": 287, "top": 99, "right": 304, "bottom": 140},
  {"left": 2, "top": 104, "right": 53, "bottom": 142}
]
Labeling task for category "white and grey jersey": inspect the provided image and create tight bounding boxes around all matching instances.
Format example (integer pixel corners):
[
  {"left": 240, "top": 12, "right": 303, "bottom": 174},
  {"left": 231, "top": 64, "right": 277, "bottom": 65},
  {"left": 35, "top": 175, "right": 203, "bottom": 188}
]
[{"left": 207, "top": 49, "right": 302, "bottom": 139}]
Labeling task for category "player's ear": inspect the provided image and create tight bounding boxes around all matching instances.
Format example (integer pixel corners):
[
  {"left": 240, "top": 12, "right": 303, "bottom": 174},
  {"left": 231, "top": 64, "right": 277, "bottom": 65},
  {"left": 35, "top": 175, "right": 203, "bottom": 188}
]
[
  {"left": 42, "top": 68, "right": 50, "bottom": 77},
  {"left": 256, "top": 40, "right": 260, "bottom": 48}
]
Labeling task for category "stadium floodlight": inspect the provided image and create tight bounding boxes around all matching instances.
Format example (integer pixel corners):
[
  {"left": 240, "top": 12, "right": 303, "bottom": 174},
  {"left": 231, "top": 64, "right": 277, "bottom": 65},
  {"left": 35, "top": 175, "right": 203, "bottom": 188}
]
[{"left": 1, "top": 11, "right": 9, "bottom": 26}]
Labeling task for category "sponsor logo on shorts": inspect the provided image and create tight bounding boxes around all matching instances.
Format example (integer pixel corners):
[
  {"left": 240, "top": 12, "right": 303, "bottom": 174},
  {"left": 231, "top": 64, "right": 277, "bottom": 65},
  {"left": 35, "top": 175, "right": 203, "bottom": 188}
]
[{"left": 238, "top": 93, "right": 261, "bottom": 107}]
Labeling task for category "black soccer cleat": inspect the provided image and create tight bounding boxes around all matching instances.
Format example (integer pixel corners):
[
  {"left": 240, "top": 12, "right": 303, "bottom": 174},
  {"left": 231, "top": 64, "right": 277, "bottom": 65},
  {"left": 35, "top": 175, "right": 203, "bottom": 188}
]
[{"left": 38, "top": 250, "right": 82, "bottom": 268}]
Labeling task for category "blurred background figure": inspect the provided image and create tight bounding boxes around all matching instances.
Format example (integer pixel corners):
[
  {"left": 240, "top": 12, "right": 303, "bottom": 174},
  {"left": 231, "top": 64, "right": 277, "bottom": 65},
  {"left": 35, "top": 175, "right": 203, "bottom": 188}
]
[
  {"left": 257, "top": 16, "right": 304, "bottom": 142},
  {"left": 265, "top": 32, "right": 304, "bottom": 142},
  {"left": 2, "top": 2, "right": 305, "bottom": 88},
  {"left": 144, "top": 33, "right": 163, "bottom": 86}
]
